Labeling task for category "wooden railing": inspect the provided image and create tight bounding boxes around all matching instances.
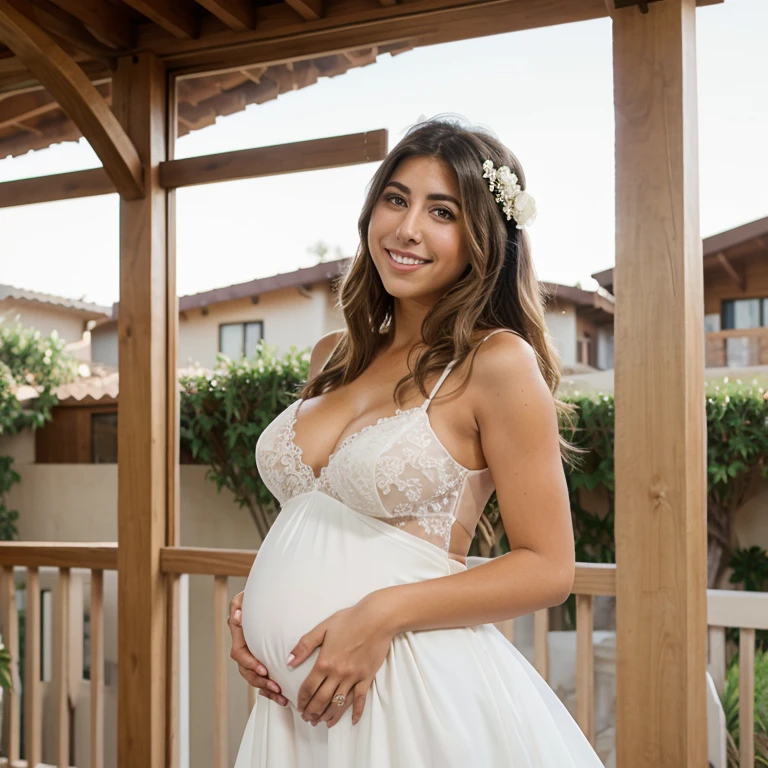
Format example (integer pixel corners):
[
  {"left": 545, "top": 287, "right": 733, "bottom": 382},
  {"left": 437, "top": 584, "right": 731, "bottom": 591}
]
[
  {"left": 706, "top": 327, "right": 768, "bottom": 368},
  {"left": 707, "top": 589, "right": 768, "bottom": 768},
  {"left": 0, "top": 543, "right": 117, "bottom": 768},
  {"left": 0, "top": 543, "right": 761, "bottom": 767}
]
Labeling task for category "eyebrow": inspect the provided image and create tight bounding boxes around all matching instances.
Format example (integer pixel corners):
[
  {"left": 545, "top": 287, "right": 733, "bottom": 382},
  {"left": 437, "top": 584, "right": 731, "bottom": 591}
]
[{"left": 385, "top": 180, "right": 462, "bottom": 209}]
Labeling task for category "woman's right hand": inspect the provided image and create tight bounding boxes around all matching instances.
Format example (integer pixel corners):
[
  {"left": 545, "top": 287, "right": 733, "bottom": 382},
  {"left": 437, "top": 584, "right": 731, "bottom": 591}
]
[{"left": 229, "top": 591, "right": 288, "bottom": 707}]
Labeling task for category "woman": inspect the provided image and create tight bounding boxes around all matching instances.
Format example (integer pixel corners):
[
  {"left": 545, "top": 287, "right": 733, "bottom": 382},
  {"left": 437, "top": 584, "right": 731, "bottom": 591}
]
[{"left": 228, "top": 117, "right": 604, "bottom": 766}]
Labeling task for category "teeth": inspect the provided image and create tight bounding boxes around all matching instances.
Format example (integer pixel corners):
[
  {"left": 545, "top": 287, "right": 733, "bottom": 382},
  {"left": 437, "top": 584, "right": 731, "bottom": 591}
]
[{"left": 388, "top": 250, "right": 428, "bottom": 266}]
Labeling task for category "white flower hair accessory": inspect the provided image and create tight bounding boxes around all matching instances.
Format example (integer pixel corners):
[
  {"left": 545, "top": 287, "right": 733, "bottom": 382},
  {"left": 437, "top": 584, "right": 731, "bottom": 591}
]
[{"left": 482, "top": 159, "right": 537, "bottom": 229}]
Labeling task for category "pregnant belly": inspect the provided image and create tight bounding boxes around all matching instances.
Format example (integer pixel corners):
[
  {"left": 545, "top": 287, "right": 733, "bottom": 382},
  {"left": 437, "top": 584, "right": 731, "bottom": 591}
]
[{"left": 240, "top": 491, "right": 450, "bottom": 706}]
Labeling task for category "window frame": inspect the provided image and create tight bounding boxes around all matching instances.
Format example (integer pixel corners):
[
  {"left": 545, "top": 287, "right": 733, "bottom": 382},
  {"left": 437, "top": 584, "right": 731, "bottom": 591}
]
[
  {"left": 218, "top": 320, "right": 264, "bottom": 359},
  {"left": 721, "top": 297, "right": 767, "bottom": 331}
]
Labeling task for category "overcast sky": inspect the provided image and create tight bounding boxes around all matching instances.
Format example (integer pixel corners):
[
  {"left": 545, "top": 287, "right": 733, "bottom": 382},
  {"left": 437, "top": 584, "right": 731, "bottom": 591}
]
[{"left": 0, "top": 0, "right": 765, "bottom": 306}]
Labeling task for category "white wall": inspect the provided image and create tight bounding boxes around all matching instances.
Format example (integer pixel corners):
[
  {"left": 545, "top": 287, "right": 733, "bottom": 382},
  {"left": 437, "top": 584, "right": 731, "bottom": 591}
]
[
  {"left": 0, "top": 300, "right": 86, "bottom": 345},
  {"left": 597, "top": 326, "right": 614, "bottom": 370},
  {"left": 546, "top": 301, "right": 578, "bottom": 367},
  {"left": 90, "top": 323, "right": 118, "bottom": 367}
]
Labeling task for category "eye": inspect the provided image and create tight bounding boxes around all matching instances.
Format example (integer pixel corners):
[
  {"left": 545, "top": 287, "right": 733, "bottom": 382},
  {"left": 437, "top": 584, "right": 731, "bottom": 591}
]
[
  {"left": 384, "top": 193, "right": 407, "bottom": 207},
  {"left": 433, "top": 206, "right": 455, "bottom": 221}
]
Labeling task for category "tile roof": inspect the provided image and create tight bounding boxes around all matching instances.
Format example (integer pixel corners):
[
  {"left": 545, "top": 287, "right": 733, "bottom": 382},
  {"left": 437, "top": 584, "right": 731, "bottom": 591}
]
[{"left": 0, "top": 284, "right": 111, "bottom": 318}]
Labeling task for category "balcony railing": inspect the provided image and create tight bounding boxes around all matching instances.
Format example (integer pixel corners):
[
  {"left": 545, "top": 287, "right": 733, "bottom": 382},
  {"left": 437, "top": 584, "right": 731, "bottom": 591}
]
[
  {"left": 0, "top": 543, "right": 761, "bottom": 767},
  {"left": 706, "top": 327, "right": 768, "bottom": 368}
]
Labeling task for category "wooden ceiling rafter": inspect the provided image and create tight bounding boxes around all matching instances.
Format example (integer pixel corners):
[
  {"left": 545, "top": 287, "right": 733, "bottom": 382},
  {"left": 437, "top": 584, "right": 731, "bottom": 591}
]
[
  {"left": 284, "top": 0, "right": 323, "bottom": 22},
  {"left": 24, "top": 0, "right": 117, "bottom": 60},
  {"left": 191, "top": 0, "right": 258, "bottom": 31},
  {"left": 0, "top": 0, "right": 143, "bottom": 197},
  {"left": 0, "top": 80, "right": 109, "bottom": 129},
  {"left": 239, "top": 65, "right": 267, "bottom": 83},
  {"left": 45, "top": 0, "right": 135, "bottom": 49},
  {"left": 716, "top": 251, "right": 746, "bottom": 292},
  {"left": 119, "top": 0, "right": 199, "bottom": 40}
]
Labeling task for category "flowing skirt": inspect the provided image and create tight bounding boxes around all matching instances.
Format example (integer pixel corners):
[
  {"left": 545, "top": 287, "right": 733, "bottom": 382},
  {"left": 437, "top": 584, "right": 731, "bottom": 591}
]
[{"left": 235, "top": 490, "right": 604, "bottom": 767}]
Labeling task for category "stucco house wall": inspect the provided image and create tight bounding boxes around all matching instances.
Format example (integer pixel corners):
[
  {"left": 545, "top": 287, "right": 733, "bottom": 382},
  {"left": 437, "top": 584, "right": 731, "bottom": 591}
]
[{"left": 0, "top": 300, "right": 88, "bottom": 345}]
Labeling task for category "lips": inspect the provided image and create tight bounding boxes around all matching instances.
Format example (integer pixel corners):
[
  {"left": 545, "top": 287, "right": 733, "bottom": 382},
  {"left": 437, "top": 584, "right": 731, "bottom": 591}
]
[
  {"left": 385, "top": 249, "right": 432, "bottom": 274},
  {"left": 386, "top": 249, "right": 431, "bottom": 265}
]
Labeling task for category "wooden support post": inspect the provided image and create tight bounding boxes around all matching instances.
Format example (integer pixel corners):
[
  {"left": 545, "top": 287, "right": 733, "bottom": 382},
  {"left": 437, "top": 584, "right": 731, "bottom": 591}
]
[
  {"left": 613, "top": 1, "right": 708, "bottom": 766},
  {"left": 114, "top": 51, "right": 170, "bottom": 768}
]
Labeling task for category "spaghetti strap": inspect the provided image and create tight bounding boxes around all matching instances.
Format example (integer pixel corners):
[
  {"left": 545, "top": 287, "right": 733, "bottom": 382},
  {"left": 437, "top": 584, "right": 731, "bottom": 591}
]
[
  {"left": 480, "top": 327, "right": 521, "bottom": 344},
  {"left": 422, "top": 360, "right": 457, "bottom": 411},
  {"left": 422, "top": 328, "right": 520, "bottom": 411}
]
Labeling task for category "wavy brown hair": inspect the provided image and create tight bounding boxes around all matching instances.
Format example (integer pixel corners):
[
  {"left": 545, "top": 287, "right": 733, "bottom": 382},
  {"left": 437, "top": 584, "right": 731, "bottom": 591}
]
[{"left": 301, "top": 116, "right": 575, "bottom": 459}]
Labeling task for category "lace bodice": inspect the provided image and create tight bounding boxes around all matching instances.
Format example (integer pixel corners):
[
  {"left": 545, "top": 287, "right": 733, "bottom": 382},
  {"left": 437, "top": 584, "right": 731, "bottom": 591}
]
[{"left": 255, "top": 329, "right": 511, "bottom": 552}]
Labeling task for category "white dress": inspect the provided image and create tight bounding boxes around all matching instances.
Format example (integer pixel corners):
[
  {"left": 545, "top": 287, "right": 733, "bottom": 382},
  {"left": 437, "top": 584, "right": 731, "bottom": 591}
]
[{"left": 234, "top": 328, "right": 604, "bottom": 767}]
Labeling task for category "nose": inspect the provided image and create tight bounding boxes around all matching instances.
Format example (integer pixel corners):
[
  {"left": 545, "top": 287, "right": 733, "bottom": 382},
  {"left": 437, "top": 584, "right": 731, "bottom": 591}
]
[{"left": 395, "top": 206, "right": 422, "bottom": 245}]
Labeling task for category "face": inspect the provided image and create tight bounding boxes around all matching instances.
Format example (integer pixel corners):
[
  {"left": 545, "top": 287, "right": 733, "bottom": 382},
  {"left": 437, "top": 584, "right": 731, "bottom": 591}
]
[{"left": 367, "top": 155, "right": 471, "bottom": 305}]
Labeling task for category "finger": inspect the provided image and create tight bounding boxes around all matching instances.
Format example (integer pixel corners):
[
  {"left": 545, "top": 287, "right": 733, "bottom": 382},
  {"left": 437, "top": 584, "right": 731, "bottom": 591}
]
[
  {"left": 302, "top": 676, "right": 343, "bottom": 723},
  {"left": 287, "top": 626, "right": 326, "bottom": 670},
  {"left": 258, "top": 689, "right": 289, "bottom": 707},
  {"left": 228, "top": 621, "right": 268, "bottom": 678},
  {"left": 296, "top": 667, "right": 327, "bottom": 714},
  {"left": 229, "top": 591, "right": 244, "bottom": 614},
  {"left": 351, "top": 681, "right": 371, "bottom": 725},
  {"left": 237, "top": 666, "right": 282, "bottom": 695},
  {"left": 231, "top": 647, "right": 269, "bottom": 678},
  {"left": 319, "top": 683, "right": 353, "bottom": 725}
]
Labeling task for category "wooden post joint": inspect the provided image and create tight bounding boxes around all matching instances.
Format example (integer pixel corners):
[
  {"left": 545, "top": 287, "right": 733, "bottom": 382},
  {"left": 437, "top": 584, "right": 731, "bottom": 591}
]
[{"left": 613, "top": 0, "right": 661, "bottom": 11}]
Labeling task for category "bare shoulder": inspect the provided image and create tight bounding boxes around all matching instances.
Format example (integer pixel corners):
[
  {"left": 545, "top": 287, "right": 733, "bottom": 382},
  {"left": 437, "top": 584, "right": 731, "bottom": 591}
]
[
  {"left": 468, "top": 329, "right": 553, "bottom": 421},
  {"left": 308, "top": 329, "right": 346, "bottom": 381},
  {"left": 470, "top": 329, "right": 541, "bottom": 385}
]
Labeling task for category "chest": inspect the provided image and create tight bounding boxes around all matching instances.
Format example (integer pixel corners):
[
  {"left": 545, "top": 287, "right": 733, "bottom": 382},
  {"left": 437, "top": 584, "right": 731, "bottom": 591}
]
[{"left": 291, "top": 369, "right": 479, "bottom": 477}]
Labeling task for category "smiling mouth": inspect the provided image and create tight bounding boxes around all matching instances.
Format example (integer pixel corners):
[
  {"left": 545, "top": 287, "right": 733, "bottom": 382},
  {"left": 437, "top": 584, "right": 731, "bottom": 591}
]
[{"left": 386, "top": 249, "right": 432, "bottom": 266}]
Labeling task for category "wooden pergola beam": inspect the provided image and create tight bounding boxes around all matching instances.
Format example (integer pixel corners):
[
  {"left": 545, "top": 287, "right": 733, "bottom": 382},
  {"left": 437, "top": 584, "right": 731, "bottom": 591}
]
[
  {"left": 613, "top": 1, "right": 707, "bottom": 766},
  {"left": 139, "top": 0, "right": 720, "bottom": 75},
  {"left": 0, "top": 167, "right": 113, "bottom": 207},
  {"left": 46, "top": 0, "right": 135, "bottom": 49},
  {"left": 159, "top": 129, "right": 387, "bottom": 188},
  {"left": 119, "top": 0, "right": 198, "bottom": 40},
  {"left": 0, "top": 130, "right": 387, "bottom": 206},
  {"left": 0, "top": 1, "right": 143, "bottom": 198},
  {"left": 716, "top": 250, "right": 745, "bottom": 291},
  {"left": 284, "top": 0, "right": 323, "bottom": 22},
  {"left": 192, "top": 0, "right": 258, "bottom": 31}
]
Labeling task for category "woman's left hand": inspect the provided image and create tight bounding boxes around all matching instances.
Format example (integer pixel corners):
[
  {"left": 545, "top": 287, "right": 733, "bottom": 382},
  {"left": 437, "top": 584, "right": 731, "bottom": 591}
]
[{"left": 288, "top": 591, "right": 396, "bottom": 728}]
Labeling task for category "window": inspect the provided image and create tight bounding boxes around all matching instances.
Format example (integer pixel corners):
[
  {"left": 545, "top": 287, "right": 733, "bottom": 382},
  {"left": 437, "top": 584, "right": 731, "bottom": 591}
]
[
  {"left": 721, "top": 298, "right": 767, "bottom": 330},
  {"left": 91, "top": 412, "right": 118, "bottom": 463},
  {"left": 219, "top": 321, "right": 263, "bottom": 360}
]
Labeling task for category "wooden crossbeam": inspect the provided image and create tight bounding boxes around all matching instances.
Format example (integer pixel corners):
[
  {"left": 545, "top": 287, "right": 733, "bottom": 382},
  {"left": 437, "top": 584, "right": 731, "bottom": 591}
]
[
  {"left": 192, "top": 0, "right": 257, "bottom": 30},
  {"left": 119, "top": 0, "right": 198, "bottom": 39},
  {"left": 716, "top": 251, "right": 745, "bottom": 291},
  {"left": 0, "top": 1, "right": 143, "bottom": 198},
  {"left": 46, "top": 0, "right": 134, "bottom": 49},
  {"left": 0, "top": 129, "right": 388, "bottom": 206},
  {"left": 159, "top": 129, "right": 387, "bottom": 188},
  {"left": 0, "top": 167, "right": 114, "bottom": 207},
  {"left": 284, "top": 0, "right": 323, "bottom": 21}
]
